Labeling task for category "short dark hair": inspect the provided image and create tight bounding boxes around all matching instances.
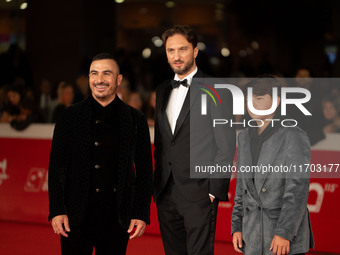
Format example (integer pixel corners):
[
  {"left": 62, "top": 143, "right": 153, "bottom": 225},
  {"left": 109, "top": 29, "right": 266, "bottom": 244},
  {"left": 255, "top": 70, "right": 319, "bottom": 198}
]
[
  {"left": 246, "top": 74, "right": 282, "bottom": 97},
  {"left": 92, "top": 52, "right": 115, "bottom": 62},
  {"left": 91, "top": 53, "right": 120, "bottom": 73},
  {"left": 162, "top": 25, "right": 198, "bottom": 48}
]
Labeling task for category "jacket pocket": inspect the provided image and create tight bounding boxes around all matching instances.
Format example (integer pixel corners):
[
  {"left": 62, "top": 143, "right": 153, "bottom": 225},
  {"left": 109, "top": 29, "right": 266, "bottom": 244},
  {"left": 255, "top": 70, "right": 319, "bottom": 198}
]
[{"left": 267, "top": 207, "right": 282, "bottom": 219}]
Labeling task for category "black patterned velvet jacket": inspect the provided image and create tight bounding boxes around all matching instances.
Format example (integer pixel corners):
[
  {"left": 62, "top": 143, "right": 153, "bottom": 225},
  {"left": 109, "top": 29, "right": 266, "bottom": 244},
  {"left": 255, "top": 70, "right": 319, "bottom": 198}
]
[{"left": 48, "top": 96, "right": 153, "bottom": 230}]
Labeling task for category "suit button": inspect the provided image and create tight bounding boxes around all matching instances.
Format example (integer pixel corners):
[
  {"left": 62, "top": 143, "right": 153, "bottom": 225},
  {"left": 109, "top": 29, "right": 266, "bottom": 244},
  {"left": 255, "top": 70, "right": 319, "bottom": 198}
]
[
  {"left": 246, "top": 207, "right": 249, "bottom": 212},
  {"left": 171, "top": 142, "right": 175, "bottom": 146},
  {"left": 258, "top": 206, "right": 261, "bottom": 210},
  {"left": 245, "top": 190, "right": 247, "bottom": 194},
  {"left": 261, "top": 187, "right": 267, "bottom": 193},
  {"left": 95, "top": 188, "right": 101, "bottom": 193},
  {"left": 168, "top": 162, "right": 172, "bottom": 166},
  {"left": 94, "top": 141, "right": 100, "bottom": 146},
  {"left": 95, "top": 164, "right": 100, "bottom": 169},
  {"left": 113, "top": 188, "right": 117, "bottom": 192}
]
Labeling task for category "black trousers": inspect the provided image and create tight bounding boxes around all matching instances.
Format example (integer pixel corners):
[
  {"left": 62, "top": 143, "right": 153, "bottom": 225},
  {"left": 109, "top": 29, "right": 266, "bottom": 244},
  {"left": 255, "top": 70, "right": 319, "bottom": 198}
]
[
  {"left": 61, "top": 192, "right": 129, "bottom": 255},
  {"left": 156, "top": 178, "right": 218, "bottom": 255}
]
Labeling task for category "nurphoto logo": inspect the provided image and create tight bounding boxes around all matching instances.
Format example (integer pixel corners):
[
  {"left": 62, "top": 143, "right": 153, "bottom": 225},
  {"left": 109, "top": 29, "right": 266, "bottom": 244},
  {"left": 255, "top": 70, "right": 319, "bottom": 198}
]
[{"left": 199, "top": 80, "right": 312, "bottom": 128}]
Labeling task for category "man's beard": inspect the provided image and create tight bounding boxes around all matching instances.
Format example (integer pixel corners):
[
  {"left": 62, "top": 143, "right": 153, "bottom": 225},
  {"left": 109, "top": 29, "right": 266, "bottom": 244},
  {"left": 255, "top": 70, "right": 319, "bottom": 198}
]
[{"left": 170, "top": 58, "right": 195, "bottom": 75}]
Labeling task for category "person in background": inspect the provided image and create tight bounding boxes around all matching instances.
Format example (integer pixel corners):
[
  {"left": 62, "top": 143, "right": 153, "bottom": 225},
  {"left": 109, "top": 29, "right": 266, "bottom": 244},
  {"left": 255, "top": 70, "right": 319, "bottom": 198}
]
[
  {"left": 231, "top": 76, "right": 314, "bottom": 255},
  {"left": 39, "top": 78, "right": 56, "bottom": 122},
  {"left": 0, "top": 84, "right": 24, "bottom": 123},
  {"left": 145, "top": 90, "right": 156, "bottom": 127},
  {"left": 286, "top": 68, "right": 325, "bottom": 145},
  {"left": 72, "top": 71, "right": 90, "bottom": 104},
  {"left": 48, "top": 53, "right": 153, "bottom": 255},
  {"left": 117, "top": 77, "right": 131, "bottom": 103},
  {"left": 0, "top": 84, "right": 9, "bottom": 114},
  {"left": 51, "top": 83, "right": 74, "bottom": 123},
  {"left": 127, "top": 91, "right": 143, "bottom": 112},
  {"left": 0, "top": 81, "right": 44, "bottom": 129},
  {"left": 322, "top": 95, "right": 340, "bottom": 133}
]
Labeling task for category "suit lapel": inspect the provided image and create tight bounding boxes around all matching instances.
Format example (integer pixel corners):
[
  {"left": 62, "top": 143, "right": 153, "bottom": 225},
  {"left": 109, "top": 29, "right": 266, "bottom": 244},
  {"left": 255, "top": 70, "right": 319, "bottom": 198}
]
[
  {"left": 160, "top": 82, "right": 174, "bottom": 138},
  {"left": 173, "top": 87, "right": 190, "bottom": 136},
  {"left": 173, "top": 72, "right": 204, "bottom": 138},
  {"left": 255, "top": 128, "right": 285, "bottom": 195}
]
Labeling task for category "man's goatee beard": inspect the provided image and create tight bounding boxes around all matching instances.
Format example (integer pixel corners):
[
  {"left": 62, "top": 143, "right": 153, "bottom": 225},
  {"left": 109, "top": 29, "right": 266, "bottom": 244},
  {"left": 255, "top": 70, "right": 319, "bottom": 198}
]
[{"left": 172, "top": 60, "right": 194, "bottom": 75}]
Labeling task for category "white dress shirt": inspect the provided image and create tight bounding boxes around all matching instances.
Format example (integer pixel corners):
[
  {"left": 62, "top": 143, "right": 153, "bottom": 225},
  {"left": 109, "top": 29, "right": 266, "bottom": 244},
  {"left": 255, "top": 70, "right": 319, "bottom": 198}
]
[{"left": 166, "top": 67, "right": 198, "bottom": 134}]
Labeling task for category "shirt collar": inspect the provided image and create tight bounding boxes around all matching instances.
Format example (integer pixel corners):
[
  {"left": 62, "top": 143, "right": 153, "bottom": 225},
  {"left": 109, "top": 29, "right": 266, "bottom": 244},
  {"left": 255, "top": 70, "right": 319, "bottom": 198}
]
[
  {"left": 91, "top": 94, "right": 119, "bottom": 113},
  {"left": 174, "top": 67, "right": 198, "bottom": 87}
]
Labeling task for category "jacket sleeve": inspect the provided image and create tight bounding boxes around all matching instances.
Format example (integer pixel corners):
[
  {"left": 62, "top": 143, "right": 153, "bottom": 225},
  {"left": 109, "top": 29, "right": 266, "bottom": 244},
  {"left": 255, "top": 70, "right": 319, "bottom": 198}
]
[
  {"left": 274, "top": 128, "right": 311, "bottom": 241},
  {"left": 208, "top": 86, "right": 236, "bottom": 200},
  {"left": 231, "top": 133, "right": 244, "bottom": 234},
  {"left": 131, "top": 112, "right": 153, "bottom": 224},
  {"left": 48, "top": 108, "right": 74, "bottom": 221}
]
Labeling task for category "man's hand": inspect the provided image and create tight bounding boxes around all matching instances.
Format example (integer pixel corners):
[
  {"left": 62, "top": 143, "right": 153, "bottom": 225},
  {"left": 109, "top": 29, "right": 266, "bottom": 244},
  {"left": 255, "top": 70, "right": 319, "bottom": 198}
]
[
  {"left": 127, "top": 219, "right": 146, "bottom": 239},
  {"left": 51, "top": 215, "right": 70, "bottom": 238},
  {"left": 270, "top": 235, "right": 290, "bottom": 255},
  {"left": 232, "top": 232, "right": 243, "bottom": 253}
]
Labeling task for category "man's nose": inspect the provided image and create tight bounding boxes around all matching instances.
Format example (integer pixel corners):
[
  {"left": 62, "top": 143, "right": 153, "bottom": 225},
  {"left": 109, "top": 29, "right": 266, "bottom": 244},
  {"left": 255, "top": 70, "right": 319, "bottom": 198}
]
[
  {"left": 96, "top": 73, "right": 105, "bottom": 83},
  {"left": 174, "top": 50, "right": 181, "bottom": 60}
]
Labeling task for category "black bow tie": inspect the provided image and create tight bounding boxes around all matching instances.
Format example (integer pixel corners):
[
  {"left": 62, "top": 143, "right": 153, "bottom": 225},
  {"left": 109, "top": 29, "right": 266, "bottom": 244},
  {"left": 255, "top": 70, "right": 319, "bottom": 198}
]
[{"left": 171, "top": 79, "right": 188, "bottom": 89}]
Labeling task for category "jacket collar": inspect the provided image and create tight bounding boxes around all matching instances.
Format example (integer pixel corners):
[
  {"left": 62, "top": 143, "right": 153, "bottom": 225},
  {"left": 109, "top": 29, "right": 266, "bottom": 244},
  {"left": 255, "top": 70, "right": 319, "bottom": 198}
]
[{"left": 238, "top": 127, "right": 286, "bottom": 197}]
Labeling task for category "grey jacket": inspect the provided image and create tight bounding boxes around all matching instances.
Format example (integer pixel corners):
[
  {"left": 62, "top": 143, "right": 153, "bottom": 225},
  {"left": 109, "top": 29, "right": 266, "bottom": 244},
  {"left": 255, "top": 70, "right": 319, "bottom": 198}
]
[{"left": 231, "top": 126, "right": 314, "bottom": 255}]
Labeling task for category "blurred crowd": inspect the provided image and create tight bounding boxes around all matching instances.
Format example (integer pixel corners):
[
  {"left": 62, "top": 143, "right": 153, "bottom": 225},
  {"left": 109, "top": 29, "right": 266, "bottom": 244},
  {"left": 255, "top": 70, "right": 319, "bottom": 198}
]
[
  {"left": 0, "top": 44, "right": 157, "bottom": 130},
  {"left": 0, "top": 72, "right": 157, "bottom": 128},
  {"left": 0, "top": 44, "right": 340, "bottom": 146}
]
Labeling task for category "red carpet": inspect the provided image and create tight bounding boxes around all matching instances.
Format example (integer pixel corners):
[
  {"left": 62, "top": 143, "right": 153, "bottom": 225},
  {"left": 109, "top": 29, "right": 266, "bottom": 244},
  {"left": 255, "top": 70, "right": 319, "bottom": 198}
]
[{"left": 0, "top": 221, "right": 335, "bottom": 255}]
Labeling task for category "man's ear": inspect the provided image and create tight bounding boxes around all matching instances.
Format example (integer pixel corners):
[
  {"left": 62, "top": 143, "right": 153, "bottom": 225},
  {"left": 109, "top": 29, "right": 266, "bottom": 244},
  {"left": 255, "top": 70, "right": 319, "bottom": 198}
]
[
  {"left": 194, "top": 47, "right": 199, "bottom": 59},
  {"left": 117, "top": 74, "right": 123, "bottom": 87}
]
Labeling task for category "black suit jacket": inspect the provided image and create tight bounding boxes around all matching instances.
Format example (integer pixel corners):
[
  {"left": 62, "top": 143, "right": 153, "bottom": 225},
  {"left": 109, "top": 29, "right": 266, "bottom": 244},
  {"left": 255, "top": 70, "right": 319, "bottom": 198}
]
[
  {"left": 48, "top": 96, "right": 153, "bottom": 230},
  {"left": 153, "top": 70, "right": 236, "bottom": 201}
]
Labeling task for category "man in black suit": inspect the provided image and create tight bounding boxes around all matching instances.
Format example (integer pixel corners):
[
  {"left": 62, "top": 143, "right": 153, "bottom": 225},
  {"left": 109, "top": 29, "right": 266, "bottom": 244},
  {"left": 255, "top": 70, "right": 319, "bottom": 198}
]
[
  {"left": 154, "top": 25, "right": 236, "bottom": 254},
  {"left": 48, "top": 53, "right": 153, "bottom": 255}
]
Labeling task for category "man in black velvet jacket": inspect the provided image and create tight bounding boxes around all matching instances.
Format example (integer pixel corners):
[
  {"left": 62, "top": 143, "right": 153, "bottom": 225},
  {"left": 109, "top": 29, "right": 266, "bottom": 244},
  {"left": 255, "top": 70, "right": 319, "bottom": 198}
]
[{"left": 48, "top": 53, "right": 153, "bottom": 255}]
